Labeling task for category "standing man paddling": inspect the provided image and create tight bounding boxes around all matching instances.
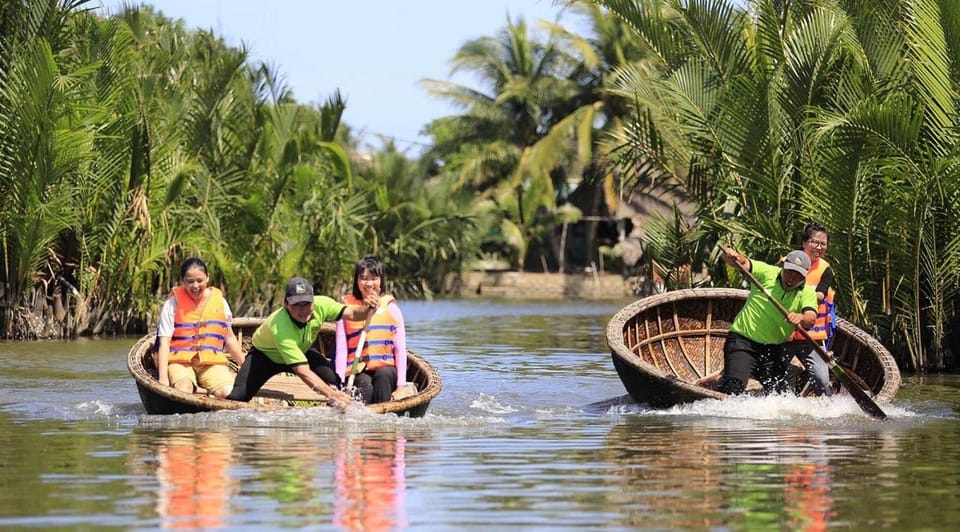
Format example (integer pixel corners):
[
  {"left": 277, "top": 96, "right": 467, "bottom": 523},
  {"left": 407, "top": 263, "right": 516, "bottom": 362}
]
[
  {"left": 226, "top": 276, "right": 378, "bottom": 408},
  {"left": 718, "top": 248, "right": 819, "bottom": 395}
]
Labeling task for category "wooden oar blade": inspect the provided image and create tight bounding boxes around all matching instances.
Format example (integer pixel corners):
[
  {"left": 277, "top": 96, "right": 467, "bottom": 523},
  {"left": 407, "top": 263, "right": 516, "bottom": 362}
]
[
  {"left": 838, "top": 363, "right": 872, "bottom": 392},
  {"left": 833, "top": 367, "right": 887, "bottom": 419}
]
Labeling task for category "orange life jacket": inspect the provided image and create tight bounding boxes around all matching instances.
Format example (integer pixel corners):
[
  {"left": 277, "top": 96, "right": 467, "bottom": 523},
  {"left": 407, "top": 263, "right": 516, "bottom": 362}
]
[
  {"left": 789, "top": 257, "right": 836, "bottom": 342},
  {"left": 168, "top": 286, "right": 230, "bottom": 365},
  {"left": 343, "top": 294, "right": 398, "bottom": 371}
]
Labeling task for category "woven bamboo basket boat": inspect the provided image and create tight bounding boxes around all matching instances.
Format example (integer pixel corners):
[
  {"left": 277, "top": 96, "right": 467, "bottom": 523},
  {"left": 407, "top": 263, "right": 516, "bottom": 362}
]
[
  {"left": 127, "top": 317, "right": 441, "bottom": 417},
  {"left": 606, "top": 288, "right": 901, "bottom": 407}
]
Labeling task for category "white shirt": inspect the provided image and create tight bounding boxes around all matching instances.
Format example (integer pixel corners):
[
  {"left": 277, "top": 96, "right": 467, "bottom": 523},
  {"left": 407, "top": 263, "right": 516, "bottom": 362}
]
[{"left": 157, "top": 293, "right": 234, "bottom": 337}]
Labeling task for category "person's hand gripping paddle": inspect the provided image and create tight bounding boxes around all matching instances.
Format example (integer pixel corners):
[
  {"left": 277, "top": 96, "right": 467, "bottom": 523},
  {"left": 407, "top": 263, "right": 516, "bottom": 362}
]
[{"left": 727, "top": 248, "right": 887, "bottom": 420}]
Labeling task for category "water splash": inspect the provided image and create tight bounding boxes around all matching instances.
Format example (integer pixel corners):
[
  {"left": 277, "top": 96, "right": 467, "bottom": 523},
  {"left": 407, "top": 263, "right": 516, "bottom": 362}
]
[
  {"left": 470, "top": 393, "right": 517, "bottom": 414},
  {"left": 627, "top": 393, "right": 932, "bottom": 426},
  {"left": 75, "top": 400, "right": 116, "bottom": 417}
]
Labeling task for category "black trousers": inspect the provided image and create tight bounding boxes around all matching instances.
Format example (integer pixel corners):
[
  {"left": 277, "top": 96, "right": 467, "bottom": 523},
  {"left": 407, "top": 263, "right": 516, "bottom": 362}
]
[
  {"left": 349, "top": 366, "right": 398, "bottom": 404},
  {"left": 718, "top": 332, "right": 791, "bottom": 395},
  {"left": 227, "top": 347, "right": 333, "bottom": 402}
]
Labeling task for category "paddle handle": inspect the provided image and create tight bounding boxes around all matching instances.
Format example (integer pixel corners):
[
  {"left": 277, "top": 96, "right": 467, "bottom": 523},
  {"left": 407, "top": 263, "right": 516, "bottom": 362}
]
[
  {"left": 727, "top": 250, "right": 887, "bottom": 419},
  {"left": 733, "top": 255, "right": 822, "bottom": 351},
  {"left": 345, "top": 309, "right": 375, "bottom": 390}
]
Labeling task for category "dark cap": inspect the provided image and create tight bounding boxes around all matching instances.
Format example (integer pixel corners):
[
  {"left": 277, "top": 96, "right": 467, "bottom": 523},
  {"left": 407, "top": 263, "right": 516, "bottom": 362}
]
[
  {"left": 284, "top": 276, "right": 314, "bottom": 304},
  {"left": 782, "top": 250, "right": 811, "bottom": 277}
]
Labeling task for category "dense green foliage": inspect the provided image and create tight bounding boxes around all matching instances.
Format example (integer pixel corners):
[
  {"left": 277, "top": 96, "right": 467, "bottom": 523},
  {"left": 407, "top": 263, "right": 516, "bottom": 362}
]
[
  {"left": 2, "top": 0, "right": 959, "bottom": 372},
  {"left": 596, "top": 0, "right": 960, "bottom": 371},
  {"left": 0, "top": 1, "right": 472, "bottom": 338}
]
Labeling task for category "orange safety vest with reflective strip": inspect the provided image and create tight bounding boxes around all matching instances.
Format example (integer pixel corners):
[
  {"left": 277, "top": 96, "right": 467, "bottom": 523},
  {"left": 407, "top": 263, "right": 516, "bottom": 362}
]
[
  {"left": 168, "top": 287, "right": 231, "bottom": 365},
  {"left": 789, "top": 257, "right": 835, "bottom": 342},
  {"left": 342, "top": 294, "right": 398, "bottom": 371}
]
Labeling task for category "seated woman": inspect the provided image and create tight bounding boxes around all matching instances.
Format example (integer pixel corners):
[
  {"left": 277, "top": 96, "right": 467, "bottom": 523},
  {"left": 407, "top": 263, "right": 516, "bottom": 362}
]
[
  {"left": 155, "top": 257, "right": 245, "bottom": 398},
  {"left": 332, "top": 256, "right": 408, "bottom": 404}
]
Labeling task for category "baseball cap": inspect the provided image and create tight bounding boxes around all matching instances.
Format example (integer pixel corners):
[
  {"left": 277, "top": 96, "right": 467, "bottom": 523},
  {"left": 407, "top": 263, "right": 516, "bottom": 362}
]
[
  {"left": 782, "top": 250, "right": 811, "bottom": 277},
  {"left": 284, "top": 276, "right": 314, "bottom": 304}
]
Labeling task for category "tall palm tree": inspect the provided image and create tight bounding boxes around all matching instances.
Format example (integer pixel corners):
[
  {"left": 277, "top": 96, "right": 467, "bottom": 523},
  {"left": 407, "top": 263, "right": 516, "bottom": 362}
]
[
  {"left": 421, "top": 15, "right": 583, "bottom": 270},
  {"left": 539, "top": 2, "right": 659, "bottom": 270}
]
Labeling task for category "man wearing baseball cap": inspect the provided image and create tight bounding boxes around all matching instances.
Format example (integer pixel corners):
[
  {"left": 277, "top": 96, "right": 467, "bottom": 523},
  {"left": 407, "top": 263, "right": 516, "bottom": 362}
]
[
  {"left": 715, "top": 247, "right": 818, "bottom": 395},
  {"left": 227, "top": 276, "right": 378, "bottom": 408}
]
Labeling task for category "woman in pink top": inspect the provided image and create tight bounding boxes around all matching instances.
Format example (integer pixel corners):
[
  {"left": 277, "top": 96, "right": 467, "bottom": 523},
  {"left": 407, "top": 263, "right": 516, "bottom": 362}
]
[{"left": 334, "top": 256, "right": 407, "bottom": 404}]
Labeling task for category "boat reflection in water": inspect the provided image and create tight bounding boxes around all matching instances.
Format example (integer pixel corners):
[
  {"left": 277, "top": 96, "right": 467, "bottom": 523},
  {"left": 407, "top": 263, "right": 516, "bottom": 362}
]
[
  {"left": 601, "top": 418, "right": 852, "bottom": 530},
  {"left": 603, "top": 421, "right": 726, "bottom": 528},
  {"left": 723, "top": 432, "right": 837, "bottom": 531},
  {"left": 131, "top": 425, "right": 409, "bottom": 530},
  {"left": 782, "top": 436, "right": 834, "bottom": 531},
  {"left": 333, "top": 435, "right": 407, "bottom": 530},
  {"left": 155, "top": 432, "right": 234, "bottom": 530}
]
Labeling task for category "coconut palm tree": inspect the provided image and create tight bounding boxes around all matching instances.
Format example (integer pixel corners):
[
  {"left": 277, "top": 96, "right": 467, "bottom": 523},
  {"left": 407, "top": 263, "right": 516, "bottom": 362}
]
[
  {"left": 537, "top": 2, "right": 664, "bottom": 272},
  {"left": 421, "top": 15, "right": 585, "bottom": 270}
]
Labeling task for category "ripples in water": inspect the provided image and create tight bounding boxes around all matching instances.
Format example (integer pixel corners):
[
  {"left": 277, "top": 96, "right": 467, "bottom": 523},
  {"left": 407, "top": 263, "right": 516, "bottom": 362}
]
[{"left": 1, "top": 299, "right": 959, "bottom": 529}]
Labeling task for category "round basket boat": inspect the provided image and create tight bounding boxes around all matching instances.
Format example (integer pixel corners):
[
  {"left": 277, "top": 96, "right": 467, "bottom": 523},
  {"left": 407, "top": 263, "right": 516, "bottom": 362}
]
[
  {"left": 127, "top": 317, "right": 441, "bottom": 417},
  {"left": 606, "top": 288, "right": 901, "bottom": 407}
]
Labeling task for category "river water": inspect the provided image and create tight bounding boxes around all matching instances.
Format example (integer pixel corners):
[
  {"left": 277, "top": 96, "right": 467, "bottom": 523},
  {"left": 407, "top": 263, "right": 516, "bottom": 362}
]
[{"left": 0, "top": 299, "right": 958, "bottom": 530}]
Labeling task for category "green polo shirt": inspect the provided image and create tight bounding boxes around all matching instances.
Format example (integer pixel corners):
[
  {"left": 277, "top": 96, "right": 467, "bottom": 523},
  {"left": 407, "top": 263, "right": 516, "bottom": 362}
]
[
  {"left": 251, "top": 295, "right": 346, "bottom": 365},
  {"left": 729, "top": 260, "right": 818, "bottom": 345}
]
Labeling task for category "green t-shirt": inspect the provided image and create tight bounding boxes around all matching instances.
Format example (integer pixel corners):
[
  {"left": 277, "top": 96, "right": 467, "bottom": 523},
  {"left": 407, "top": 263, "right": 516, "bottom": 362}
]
[
  {"left": 251, "top": 295, "right": 346, "bottom": 365},
  {"left": 729, "top": 260, "right": 818, "bottom": 345}
]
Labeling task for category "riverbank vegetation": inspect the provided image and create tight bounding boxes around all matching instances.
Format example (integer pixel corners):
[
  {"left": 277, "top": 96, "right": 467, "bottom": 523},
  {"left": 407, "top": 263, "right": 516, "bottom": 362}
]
[{"left": 2, "top": 0, "right": 959, "bottom": 372}]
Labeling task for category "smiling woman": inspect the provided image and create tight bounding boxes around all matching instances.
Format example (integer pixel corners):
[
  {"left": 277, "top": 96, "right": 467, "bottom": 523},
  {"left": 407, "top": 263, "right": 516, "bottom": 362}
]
[
  {"left": 783, "top": 222, "right": 838, "bottom": 397},
  {"left": 335, "top": 256, "right": 411, "bottom": 405},
  {"left": 154, "top": 257, "right": 246, "bottom": 398}
]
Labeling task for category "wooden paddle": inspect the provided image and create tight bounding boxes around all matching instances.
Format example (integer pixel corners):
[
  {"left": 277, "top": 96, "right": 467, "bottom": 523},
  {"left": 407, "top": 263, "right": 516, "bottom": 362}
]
[{"left": 729, "top": 252, "right": 887, "bottom": 420}]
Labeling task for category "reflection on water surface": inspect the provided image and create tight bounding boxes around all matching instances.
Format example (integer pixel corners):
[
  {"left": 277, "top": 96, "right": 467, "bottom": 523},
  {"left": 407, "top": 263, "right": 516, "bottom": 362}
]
[{"left": 0, "top": 299, "right": 958, "bottom": 529}]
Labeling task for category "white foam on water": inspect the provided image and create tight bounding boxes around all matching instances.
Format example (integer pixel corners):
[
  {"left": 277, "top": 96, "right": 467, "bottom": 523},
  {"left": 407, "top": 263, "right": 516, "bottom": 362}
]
[
  {"left": 122, "top": 400, "right": 512, "bottom": 431},
  {"left": 469, "top": 392, "right": 518, "bottom": 414},
  {"left": 75, "top": 400, "right": 116, "bottom": 416},
  {"left": 629, "top": 393, "right": 923, "bottom": 423}
]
